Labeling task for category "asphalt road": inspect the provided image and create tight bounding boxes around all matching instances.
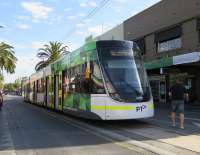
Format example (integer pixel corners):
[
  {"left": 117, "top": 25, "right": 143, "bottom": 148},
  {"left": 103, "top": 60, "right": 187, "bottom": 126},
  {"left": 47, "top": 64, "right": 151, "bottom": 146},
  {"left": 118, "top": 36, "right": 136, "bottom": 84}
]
[
  {"left": 0, "top": 96, "right": 152, "bottom": 155},
  {"left": 1, "top": 96, "right": 200, "bottom": 155}
]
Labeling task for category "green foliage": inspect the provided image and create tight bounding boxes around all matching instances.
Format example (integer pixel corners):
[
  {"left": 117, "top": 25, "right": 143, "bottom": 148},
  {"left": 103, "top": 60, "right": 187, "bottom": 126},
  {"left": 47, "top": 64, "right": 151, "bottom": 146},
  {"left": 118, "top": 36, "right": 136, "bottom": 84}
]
[
  {"left": 3, "top": 82, "right": 21, "bottom": 92},
  {"left": 0, "top": 42, "right": 17, "bottom": 74},
  {"left": 0, "top": 74, "right": 4, "bottom": 90},
  {"left": 35, "top": 41, "right": 69, "bottom": 71}
]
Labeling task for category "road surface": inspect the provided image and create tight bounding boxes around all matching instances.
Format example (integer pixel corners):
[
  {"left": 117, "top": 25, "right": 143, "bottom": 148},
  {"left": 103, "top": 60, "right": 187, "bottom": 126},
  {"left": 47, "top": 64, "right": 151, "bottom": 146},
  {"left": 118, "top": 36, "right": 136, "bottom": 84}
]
[{"left": 0, "top": 96, "right": 200, "bottom": 155}]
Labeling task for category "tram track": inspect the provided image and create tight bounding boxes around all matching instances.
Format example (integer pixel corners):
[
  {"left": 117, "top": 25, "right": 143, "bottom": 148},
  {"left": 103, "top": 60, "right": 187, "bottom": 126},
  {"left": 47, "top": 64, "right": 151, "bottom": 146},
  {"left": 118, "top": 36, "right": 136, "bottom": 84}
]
[{"left": 24, "top": 102, "right": 200, "bottom": 155}]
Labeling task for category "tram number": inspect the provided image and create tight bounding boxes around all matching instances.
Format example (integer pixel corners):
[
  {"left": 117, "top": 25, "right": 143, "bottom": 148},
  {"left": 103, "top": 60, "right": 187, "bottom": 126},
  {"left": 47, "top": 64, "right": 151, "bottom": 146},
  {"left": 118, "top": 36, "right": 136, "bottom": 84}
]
[{"left": 136, "top": 105, "right": 147, "bottom": 112}]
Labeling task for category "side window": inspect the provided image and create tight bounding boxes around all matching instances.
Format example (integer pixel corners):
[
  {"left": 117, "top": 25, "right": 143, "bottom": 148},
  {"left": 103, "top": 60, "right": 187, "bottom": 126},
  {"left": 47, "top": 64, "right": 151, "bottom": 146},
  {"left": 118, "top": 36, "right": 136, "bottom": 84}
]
[
  {"left": 65, "top": 62, "right": 105, "bottom": 94},
  {"left": 91, "top": 61, "right": 105, "bottom": 94},
  {"left": 69, "top": 67, "right": 76, "bottom": 93},
  {"left": 63, "top": 70, "right": 70, "bottom": 94}
]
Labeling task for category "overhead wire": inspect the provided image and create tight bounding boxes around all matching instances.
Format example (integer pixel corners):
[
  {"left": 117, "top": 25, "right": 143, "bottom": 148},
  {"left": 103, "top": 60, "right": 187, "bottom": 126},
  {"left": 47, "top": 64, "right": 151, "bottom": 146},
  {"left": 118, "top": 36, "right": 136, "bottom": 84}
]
[{"left": 61, "top": 0, "right": 111, "bottom": 40}]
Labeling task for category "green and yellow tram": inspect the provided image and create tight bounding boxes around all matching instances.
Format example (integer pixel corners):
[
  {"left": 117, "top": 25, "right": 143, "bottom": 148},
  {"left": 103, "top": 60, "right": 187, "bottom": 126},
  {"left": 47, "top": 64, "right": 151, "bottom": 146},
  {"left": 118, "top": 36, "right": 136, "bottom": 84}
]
[{"left": 22, "top": 40, "right": 154, "bottom": 120}]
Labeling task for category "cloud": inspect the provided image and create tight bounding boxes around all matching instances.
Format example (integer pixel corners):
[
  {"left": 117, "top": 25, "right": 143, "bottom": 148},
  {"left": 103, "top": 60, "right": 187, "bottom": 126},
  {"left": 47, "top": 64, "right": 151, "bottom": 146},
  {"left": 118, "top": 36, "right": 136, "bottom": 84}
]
[
  {"left": 0, "top": 38, "right": 11, "bottom": 44},
  {"left": 76, "top": 23, "right": 85, "bottom": 28},
  {"left": 87, "top": 23, "right": 114, "bottom": 36},
  {"left": 31, "top": 41, "right": 45, "bottom": 50},
  {"left": 17, "top": 24, "right": 30, "bottom": 29},
  {"left": 4, "top": 55, "right": 40, "bottom": 83},
  {"left": 80, "top": 1, "right": 97, "bottom": 8},
  {"left": 80, "top": 3, "right": 87, "bottom": 7},
  {"left": 66, "top": 42, "right": 79, "bottom": 51},
  {"left": 15, "top": 43, "right": 28, "bottom": 49},
  {"left": 64, "top": 7, "right": 72, "bottom": 12},
  {"left": 88, "top": 25, "right": 103, "bottom": 36},
  {"left": 83, "top": 19, "right": 91, "bottom": 23},
  {"left": 115, "top": 0, "right": 127, "bottom": 3},
  {"left": 21, "top": 2, "right": 53, "bottom": 20},
  {"left": 67, "top": 15, "right": 76, "bottom": 20},
  {"left": 114, "top": 6, "right": 123, "bottom": 14},
  {"left": 17, "top": 15, "right": 30, "bottom": 20},
  {"left": 75, "top": 30, "right": 85, "bottom": 35},
  {"left": 79, "top": 13, "right": 86, "bottom": 17}
]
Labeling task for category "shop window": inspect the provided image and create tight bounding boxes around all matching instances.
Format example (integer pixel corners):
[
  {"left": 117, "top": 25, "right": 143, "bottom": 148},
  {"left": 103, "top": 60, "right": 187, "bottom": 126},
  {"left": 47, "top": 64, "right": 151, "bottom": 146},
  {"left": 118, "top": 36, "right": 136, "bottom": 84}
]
[{"left": 155, "top": 25, "right": 182, "bottom": 53}]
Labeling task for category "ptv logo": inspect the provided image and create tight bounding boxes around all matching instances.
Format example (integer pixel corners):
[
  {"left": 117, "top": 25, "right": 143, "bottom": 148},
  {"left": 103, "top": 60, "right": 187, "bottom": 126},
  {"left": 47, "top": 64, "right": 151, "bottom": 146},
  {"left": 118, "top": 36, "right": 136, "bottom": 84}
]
[{"left": 136, "top": 105, "right": 147, "bottom": 112}]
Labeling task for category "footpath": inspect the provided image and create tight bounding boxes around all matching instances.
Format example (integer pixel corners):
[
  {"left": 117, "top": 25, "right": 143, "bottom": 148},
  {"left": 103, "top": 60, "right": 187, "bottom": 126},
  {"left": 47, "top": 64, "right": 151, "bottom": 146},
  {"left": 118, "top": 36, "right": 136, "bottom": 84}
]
[{"left": 143, "top": 102, "right": 200, "bottom": 154}]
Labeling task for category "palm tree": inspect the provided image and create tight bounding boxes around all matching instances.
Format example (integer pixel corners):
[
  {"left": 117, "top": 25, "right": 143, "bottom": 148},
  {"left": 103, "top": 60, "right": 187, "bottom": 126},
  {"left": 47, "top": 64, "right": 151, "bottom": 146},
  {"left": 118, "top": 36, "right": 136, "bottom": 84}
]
[
  {"left": 35, "top": 41, "right": 69, "bottom": 71},
  {"left": 0, "top": 74, "right": 4, "bottom": 90},
  {"left": 0, "top": 42, "right": 17, "bottom": 74}
]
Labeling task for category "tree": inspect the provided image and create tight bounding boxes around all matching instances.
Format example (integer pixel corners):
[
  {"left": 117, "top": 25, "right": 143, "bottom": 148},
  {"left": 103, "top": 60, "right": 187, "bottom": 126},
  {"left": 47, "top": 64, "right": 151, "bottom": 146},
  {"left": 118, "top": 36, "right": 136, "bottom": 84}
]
[
  {"left": 35, "top": 41, "right": 69, "bottom": 71},
  {"left": 0, "top": 42, "right": 17, "bottom": 74},
  {"left": 0, "top": 74, "right": 4, "bottom": 90}
]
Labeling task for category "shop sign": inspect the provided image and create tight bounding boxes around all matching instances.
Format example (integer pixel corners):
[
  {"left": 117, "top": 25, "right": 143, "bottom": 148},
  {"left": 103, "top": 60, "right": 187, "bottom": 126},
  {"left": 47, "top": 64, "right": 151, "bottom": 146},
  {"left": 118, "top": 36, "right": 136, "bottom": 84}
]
[
  {"left": 144, "top": 57, "right": 173, "bottom": 70},
  {"left": 173, "top": 52, "right": 200, "bottom": 65}
]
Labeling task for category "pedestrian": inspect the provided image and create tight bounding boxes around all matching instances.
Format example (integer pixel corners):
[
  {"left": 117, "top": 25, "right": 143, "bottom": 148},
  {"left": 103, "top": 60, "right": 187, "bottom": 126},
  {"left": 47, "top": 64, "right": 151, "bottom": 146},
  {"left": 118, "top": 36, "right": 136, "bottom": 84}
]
[{"left": 169, "top": 79, "right": 188, "bottom": 129}]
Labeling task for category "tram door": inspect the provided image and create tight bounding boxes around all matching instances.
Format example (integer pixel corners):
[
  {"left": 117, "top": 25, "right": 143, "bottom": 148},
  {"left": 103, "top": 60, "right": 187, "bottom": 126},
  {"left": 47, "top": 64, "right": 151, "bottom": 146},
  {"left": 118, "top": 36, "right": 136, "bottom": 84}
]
[
  {"left": 45, "top": 77, "right": 49, "bottom": 107},
  {"left": 33, "top": 82, "right": 36, "bottom": 103},
  {"left": 54, "top": 75, "right": 59, "bottom": 110},
  {"left": 54, "top": 72, "right": 63, "bottom": 111}
]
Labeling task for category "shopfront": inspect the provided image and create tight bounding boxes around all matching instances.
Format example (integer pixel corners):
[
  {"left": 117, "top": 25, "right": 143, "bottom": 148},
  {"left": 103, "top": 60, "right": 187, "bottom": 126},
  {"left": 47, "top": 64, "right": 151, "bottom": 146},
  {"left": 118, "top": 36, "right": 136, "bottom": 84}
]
[{"left": 145, "top": 52, "right": 200, "bottom": 104}]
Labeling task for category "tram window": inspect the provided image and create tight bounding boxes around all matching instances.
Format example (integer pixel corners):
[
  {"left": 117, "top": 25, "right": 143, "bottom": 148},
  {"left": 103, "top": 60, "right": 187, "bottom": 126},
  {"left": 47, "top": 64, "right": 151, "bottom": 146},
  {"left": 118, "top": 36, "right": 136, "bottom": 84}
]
[
  {"left": 41, "top": 78, "right": 44, "bottom": 93},
  {"left": 91, "top": 61, "right": 105, "bottom": 94},
  {"left": 36, "top": 79, "right": 44, "bottom": 93},
  {"left": 36, "top": 80, "right": 39, "bottom": 93},
  {"left": 62, "top": 70, "right": 69, "bottom": 93}
]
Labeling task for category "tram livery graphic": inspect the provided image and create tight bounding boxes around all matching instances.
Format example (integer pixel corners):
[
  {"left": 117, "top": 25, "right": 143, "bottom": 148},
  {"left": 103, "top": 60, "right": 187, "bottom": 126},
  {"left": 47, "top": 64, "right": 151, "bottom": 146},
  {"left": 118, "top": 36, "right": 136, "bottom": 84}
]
[{"left": 22, "top": 40, "right": 154, "bottom": 120}]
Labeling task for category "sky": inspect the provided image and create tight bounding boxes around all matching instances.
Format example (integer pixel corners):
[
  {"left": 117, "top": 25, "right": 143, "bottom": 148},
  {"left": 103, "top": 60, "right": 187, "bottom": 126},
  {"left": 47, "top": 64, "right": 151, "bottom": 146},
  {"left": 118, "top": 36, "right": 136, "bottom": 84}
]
[{"left": 0, "top": 0, "right": 161, "bottom": 83}]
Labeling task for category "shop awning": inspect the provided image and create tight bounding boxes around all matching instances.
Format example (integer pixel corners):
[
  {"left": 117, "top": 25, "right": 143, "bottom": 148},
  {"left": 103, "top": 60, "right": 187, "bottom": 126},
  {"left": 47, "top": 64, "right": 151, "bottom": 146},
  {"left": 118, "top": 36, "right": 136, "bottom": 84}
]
[{"left": 145, "top": 52, "right": 200, "bottom": 70}]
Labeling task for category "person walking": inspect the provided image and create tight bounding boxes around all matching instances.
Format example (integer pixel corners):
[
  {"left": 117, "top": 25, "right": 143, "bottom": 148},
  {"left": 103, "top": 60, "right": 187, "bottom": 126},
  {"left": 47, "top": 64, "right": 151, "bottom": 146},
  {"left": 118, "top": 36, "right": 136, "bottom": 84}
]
[{"left": 169, "top": 79, "right": 188, "bottom": 129}]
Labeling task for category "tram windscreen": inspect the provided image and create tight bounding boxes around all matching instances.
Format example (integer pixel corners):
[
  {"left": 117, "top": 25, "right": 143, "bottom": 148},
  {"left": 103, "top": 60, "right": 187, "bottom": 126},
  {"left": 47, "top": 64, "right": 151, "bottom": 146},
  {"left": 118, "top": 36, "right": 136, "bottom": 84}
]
[{"left": 97, "top": 41, "right": 151, "bottom": 103}]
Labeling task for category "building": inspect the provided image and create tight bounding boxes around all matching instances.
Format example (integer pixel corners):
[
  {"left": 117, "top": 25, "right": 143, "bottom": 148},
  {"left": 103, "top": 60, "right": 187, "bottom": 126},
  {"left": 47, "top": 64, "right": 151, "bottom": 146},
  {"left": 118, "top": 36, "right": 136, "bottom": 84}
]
[
  {"left": 96, "top": 0, "right": 200, "bottom": 104},
  {"left": 95, "top": 23, "right": 124, "bottom": 41}
]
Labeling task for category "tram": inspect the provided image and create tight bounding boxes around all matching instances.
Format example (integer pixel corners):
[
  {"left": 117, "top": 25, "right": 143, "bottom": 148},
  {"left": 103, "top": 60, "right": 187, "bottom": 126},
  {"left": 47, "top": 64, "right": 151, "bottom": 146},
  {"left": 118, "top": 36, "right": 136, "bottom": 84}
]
[{"left": 22, "top": 40, "right": 154, "bottom": 120}]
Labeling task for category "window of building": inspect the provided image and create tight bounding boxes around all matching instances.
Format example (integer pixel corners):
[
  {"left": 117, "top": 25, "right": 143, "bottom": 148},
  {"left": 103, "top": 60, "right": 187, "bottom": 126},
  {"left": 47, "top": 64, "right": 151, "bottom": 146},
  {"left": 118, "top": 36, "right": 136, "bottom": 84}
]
[
  {"left": 155, "top": 25, "right": 182, "bottom": 53},
  {"left": 157, "top": 38, "right": 182, "bottom": 53}
]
